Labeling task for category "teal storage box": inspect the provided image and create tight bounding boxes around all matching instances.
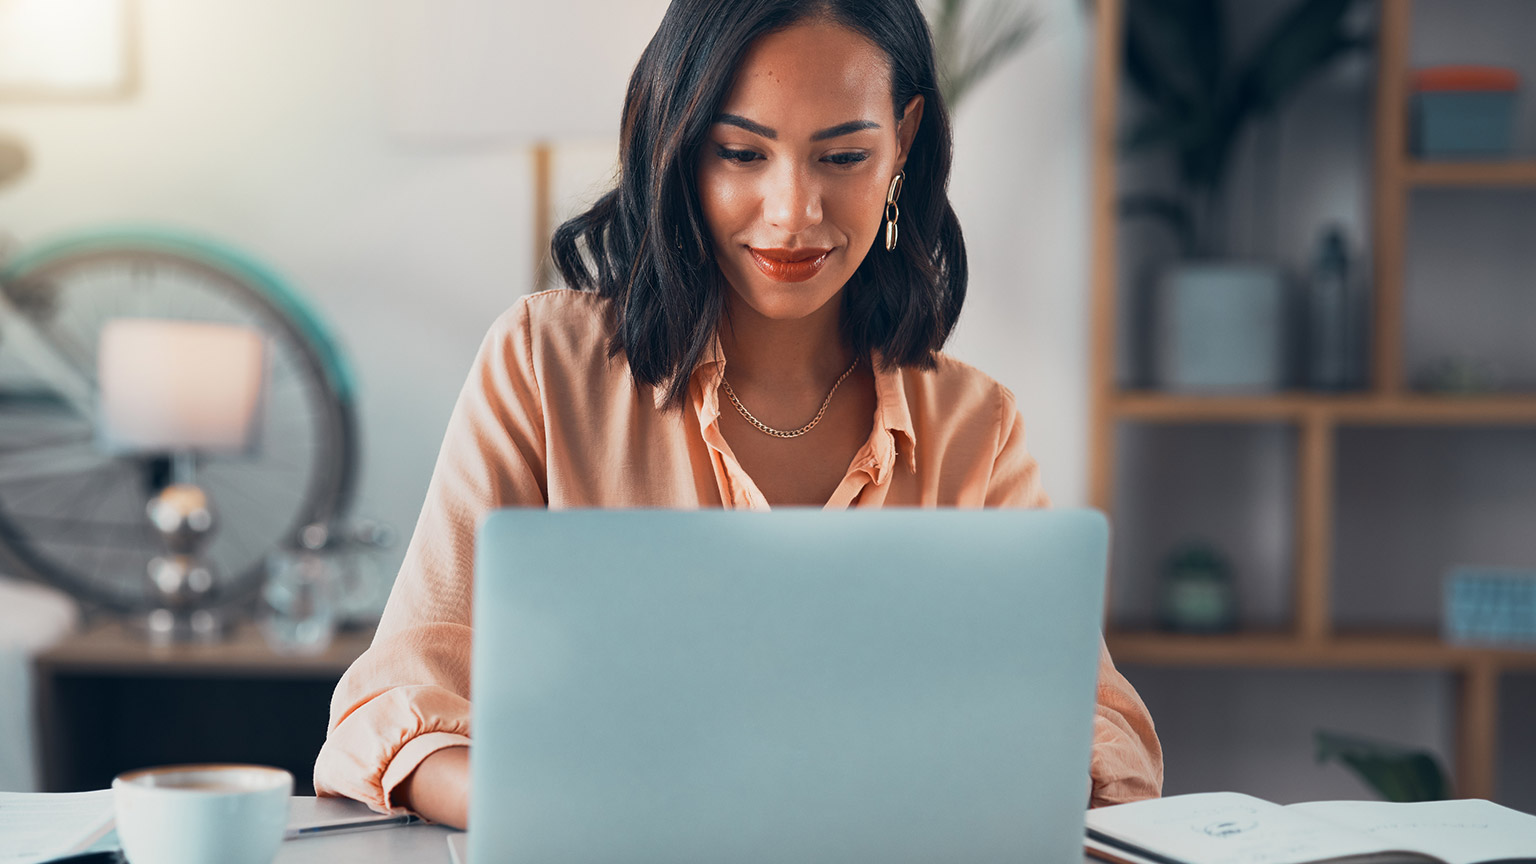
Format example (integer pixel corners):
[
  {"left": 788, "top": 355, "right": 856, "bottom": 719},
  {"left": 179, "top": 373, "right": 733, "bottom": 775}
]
[
  {"left": 1412, "top": 66, "right": 1520, "bottom": 157},
  {"left": 1444, "top": 567, "right": 1536, "bottom": 646}
]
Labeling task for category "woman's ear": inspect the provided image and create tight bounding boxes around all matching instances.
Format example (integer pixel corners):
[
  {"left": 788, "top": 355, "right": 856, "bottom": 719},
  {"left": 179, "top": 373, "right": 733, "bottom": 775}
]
[{"left": 894, "top": 94, "right": 925, "bottom": 171}]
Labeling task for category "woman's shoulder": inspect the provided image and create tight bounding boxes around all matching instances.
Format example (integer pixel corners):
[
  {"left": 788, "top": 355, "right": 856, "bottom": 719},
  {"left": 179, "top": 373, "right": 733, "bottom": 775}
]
[
  {"left": 485, "top": 288, "right": 617, "bottom": 358},
  {"left": 900, "top": 351, "right": 1020, "bottom": 420}
]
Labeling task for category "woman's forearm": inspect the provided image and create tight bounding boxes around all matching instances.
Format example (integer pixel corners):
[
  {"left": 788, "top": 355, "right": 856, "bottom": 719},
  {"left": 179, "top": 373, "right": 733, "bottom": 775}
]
[{"left": 395, "top": 745, "right": 471, "bottom": 829}]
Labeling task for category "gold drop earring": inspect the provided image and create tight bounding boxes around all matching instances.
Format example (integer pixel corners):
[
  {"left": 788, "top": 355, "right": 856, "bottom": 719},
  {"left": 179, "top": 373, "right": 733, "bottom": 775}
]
[{"left": 884, "top": 172, "right": 904, "bottom": 252}]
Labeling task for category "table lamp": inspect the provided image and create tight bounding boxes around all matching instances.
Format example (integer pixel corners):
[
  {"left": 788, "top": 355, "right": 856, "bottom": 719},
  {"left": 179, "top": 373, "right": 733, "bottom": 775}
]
[{"left": 96, "top": 318, "right": 265, "bottom": 641}]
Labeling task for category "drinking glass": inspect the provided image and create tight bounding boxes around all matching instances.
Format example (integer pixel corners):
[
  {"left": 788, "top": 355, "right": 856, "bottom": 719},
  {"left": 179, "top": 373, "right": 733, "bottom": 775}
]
[{"left": 259, "top": 546, "right": 340, "bottom": 654}]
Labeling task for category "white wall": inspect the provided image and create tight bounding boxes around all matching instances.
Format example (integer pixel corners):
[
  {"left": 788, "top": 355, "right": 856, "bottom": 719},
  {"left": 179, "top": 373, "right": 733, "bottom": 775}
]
[{"left": 945, "top": 0, "right": 1091, "bottom": 507}]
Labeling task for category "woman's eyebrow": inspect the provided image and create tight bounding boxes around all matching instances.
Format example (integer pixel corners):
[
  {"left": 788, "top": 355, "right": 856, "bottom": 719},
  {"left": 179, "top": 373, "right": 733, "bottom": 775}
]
[
  {"left": 714, "top": 114, "right": 882, "bottom": 141},
  {"left": 810, "top": 120, "right": 881, "bottom": 141},
  {"left": 716, "top": 114, "right": 777, "bottom": 139}
]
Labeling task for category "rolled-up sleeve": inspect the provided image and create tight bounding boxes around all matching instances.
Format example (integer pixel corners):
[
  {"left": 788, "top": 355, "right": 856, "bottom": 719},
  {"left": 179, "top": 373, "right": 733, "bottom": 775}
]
[
  {"left": 985, "top": 396, "right": 1164, "bottom": 807},
  {"left": 313, "top": 297, "right": 548, "bottom": 812},
  {"left": 1089, "top": 641, "right": 1164, "bottom": 806}
]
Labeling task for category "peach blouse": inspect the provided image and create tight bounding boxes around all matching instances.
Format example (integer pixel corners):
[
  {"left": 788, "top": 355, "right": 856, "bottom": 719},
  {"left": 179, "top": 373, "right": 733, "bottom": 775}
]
[{"left": 314, "top": 289, "right": 1162, "bottom": 811}]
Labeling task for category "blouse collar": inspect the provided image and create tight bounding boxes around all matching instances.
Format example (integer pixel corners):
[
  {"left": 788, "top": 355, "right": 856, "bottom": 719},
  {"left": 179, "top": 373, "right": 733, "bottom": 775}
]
[{"left": 664, "top": 332, "right": 918, "bottom": 482}]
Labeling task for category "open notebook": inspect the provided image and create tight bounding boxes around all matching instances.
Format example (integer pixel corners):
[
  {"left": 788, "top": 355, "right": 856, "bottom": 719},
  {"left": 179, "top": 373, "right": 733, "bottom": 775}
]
[
  {"left": 1085, "top": 792, "right": 1536, "bottom": 864},
  {"left": 1, "top": 790, "right": 116, "bottom": 864}
]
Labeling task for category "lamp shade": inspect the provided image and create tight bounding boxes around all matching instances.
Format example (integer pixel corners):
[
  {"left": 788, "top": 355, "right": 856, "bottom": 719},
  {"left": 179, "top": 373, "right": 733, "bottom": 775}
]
[{"left": 97, "top": 319, "right": 265, "bottom": 453}]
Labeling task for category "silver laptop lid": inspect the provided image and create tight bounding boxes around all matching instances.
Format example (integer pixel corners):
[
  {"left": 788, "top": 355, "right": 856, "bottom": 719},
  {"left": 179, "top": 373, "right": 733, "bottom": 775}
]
[{"left": 470, "top": 509, "right": 1108, "bottom": 864}]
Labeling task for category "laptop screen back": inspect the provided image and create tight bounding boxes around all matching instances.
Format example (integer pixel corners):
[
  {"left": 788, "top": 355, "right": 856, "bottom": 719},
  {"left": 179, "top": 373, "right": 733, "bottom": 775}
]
[{"left": 470, "top": 509, "right": 1107, "bottom": 864}]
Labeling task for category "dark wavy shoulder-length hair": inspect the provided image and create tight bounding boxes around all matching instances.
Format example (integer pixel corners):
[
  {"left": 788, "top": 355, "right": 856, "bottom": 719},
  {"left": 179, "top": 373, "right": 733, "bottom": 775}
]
[{"left": 551, "top": 0, "right": 966, "bottom": 408}]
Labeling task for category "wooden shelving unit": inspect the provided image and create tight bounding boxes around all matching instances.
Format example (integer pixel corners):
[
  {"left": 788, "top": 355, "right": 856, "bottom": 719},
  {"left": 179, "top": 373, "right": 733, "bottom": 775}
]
[
  {"left": 1112, "top": 393, "right": 1536, "bottom": 425},
  {"left": 1090, "top": 0, "right": 1534, "bottom": 802}
]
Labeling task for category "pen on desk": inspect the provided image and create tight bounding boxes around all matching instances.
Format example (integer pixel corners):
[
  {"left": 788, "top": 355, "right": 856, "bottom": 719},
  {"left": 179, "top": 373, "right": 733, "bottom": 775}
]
[{"left": 284, "top": 813, "right": 423, "bottom": 840}]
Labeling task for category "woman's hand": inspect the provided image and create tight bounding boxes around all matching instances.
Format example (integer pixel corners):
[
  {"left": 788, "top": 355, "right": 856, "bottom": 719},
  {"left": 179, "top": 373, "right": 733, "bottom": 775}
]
[{"left": 395, "top": 745, "right": 471, "bottom": 829}]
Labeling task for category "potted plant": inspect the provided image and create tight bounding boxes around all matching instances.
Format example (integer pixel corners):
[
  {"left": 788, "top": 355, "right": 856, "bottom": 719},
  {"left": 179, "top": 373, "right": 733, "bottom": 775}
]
[{"left": 1119, "top": 0, "right": 1368, "bottom": 392}]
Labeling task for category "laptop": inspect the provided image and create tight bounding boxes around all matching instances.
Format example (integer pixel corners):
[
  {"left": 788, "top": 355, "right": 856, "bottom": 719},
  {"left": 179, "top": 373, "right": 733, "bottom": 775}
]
[{"left": 468, "top": 509, "right": 1108, "bottom": 863}]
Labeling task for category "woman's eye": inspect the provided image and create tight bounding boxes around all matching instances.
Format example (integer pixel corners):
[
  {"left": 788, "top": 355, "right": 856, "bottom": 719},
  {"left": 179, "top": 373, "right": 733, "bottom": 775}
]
[
  {"left": 716, "top": 147, "right": 761, "bottom": 164},
  {"left": 824, "top": 152, "right": 869, "bottom": 166}
]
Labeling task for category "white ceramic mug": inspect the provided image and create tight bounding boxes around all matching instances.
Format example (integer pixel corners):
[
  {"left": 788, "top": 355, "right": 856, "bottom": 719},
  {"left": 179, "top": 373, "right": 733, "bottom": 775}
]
[{"left": 113, "top": 764, "right": 292, "bottom": 864}]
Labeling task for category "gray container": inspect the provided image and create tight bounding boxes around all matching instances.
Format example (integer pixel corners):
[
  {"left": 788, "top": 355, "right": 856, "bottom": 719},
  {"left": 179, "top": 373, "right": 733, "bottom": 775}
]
[
  {"left": 1155, "top": 263, "right": 1289, "bottom": 393},
  {"left": 1413, "top": 90, "right": 1518, "bottom": 157}
]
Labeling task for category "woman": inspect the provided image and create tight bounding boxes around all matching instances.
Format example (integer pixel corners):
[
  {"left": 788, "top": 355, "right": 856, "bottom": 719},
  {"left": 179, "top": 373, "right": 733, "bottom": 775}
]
[{"left": 314, "top": 0, "right": 1162, "bottom": 828}]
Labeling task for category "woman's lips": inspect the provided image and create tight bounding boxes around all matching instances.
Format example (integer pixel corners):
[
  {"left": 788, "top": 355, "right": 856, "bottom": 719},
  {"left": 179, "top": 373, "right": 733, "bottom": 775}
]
[{"left": 748, "top": 247, "right": 831, "bottom": 283}]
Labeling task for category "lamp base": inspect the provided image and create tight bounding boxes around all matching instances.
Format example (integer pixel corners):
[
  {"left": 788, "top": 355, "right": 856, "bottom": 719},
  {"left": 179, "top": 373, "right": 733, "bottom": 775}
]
[
  {"left": 140, "top": 481, "right": 233, "bottom": 643},
  {"left": 139, "top": 606, "right": 230, "bottom": 643}
]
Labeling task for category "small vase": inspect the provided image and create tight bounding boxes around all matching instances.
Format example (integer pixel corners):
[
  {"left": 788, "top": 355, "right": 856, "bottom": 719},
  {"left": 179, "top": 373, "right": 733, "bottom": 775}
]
[
  {"left": 1154, "top": 262, "right": 1290, "bottom": 393},
  {"left": 1159, "top": 544, "right": 1237, "bottom": 633}
]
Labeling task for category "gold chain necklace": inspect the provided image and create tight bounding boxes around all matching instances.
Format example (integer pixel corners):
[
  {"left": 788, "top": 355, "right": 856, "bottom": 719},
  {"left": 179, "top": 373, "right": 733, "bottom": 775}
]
[{"left": 722, "top": 356, "right": 859, "bottom": 439}]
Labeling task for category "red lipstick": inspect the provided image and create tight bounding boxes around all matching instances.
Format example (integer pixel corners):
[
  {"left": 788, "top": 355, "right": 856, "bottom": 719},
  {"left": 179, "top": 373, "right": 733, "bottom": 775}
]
[{"left": 748, "top": 247, "right": 831, "bottom": 282}]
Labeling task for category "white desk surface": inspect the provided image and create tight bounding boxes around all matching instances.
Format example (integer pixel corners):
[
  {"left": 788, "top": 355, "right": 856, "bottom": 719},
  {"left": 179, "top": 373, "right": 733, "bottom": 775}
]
[
  {"left": 278, "top": 796, "right": 1095, "bottom": 863},
  {"left": 279, "top": 797, "right": 459, "bottom": 862}
]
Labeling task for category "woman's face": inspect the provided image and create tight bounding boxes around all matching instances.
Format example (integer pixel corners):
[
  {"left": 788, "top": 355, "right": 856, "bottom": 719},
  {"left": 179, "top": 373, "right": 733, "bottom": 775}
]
[{"left": 698, "top": 20, "right": 923, "bottom": 322}]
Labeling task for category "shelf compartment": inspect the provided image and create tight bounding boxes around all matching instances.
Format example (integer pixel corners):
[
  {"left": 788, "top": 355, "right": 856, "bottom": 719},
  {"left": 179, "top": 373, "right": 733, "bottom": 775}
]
[
  {"left": 1334, "top": 426, "right": 1536, "bottom": 632},
  {"left": 1404, "top": 188, "right": 1536, "bottom": 393},
  {"left": 1498, "top": 672, "right": 1536, "bottom": 813},
  {"left": 1406, "top": 161, "right": 1536, "bottom": 187},
  {"left": 1110, "top": 423, "right": 1297, "bottom": 633}
]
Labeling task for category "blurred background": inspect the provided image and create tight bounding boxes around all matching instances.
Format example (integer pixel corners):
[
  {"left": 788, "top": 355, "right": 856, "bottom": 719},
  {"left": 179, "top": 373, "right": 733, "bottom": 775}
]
[{"left": 0, "top": 0, "right": 1532, "bottom": 815}]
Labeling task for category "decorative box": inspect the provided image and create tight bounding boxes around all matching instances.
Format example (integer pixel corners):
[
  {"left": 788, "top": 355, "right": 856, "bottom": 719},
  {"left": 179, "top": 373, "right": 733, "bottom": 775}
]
[
  {"left": 1412, "top": 65, "right": 1520, "bottom": 157},
  {"left": 1443, "top": 566, "right": 1536, "bottom": 647}
]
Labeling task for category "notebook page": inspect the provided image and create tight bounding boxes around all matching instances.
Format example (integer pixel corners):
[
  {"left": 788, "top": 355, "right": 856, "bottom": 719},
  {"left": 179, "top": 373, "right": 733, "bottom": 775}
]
[
  {"left": 0, "top": 789, "right": 115, "bottom": 864},
  {"left": 1085, "top": 792, "right": 1425, "bottom": 864},
  {"left": 1289, "top": 799, "right": 1536, "bottom": 864}
]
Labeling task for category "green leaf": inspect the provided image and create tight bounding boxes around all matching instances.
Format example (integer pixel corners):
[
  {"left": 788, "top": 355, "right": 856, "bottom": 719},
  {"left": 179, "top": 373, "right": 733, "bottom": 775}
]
[
  {"left": 1315, "top": 729, "right": 1450, "bottom": 803},
  {"left": 1193, "top": 0, "right": 1364, "bottom": 194},
  {"left": 1238, "top": 0, "right": 1355, "bottom": 113},
  {"left": 934, "top": 0, "right": 965, "bottom": 93},
  {"left": 1122, "top": 0, "right": 1222, "bottom": 114},
  {"left": 1122, "top": 14, "right": 1175, "bottom": 108},
  {"left": 1118, "top": 193, "right": 1195, "bottom": 256},
  {"left": 948, "top": 5, "right": 1036, "bottom": 107},
  {"left": 1120, "top": 114, "right": 1181, "bottom": 153},
  {"left": 936, "top": 0, "right": 1036, "bottom": 109}
]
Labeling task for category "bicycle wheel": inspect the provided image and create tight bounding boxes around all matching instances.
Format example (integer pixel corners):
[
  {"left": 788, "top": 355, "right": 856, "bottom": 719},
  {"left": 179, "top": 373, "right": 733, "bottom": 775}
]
[{"left": 0, "top": 226, "right": 358, "bottom": 612}]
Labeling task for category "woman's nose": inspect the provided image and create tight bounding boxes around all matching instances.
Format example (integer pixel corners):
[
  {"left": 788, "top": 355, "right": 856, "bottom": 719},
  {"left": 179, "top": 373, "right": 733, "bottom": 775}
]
[{"left": 761, "top": 165, "right": 822, "bottom": 234}]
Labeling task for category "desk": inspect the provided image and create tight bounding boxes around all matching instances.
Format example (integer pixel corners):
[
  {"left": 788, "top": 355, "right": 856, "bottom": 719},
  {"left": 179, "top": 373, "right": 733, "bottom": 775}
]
[
  {"left": 274, "top": 798, "right": 1097, "bottom": 863},
  {"left": 33, "top": 621, "right": 373, "bottom": 793}
]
